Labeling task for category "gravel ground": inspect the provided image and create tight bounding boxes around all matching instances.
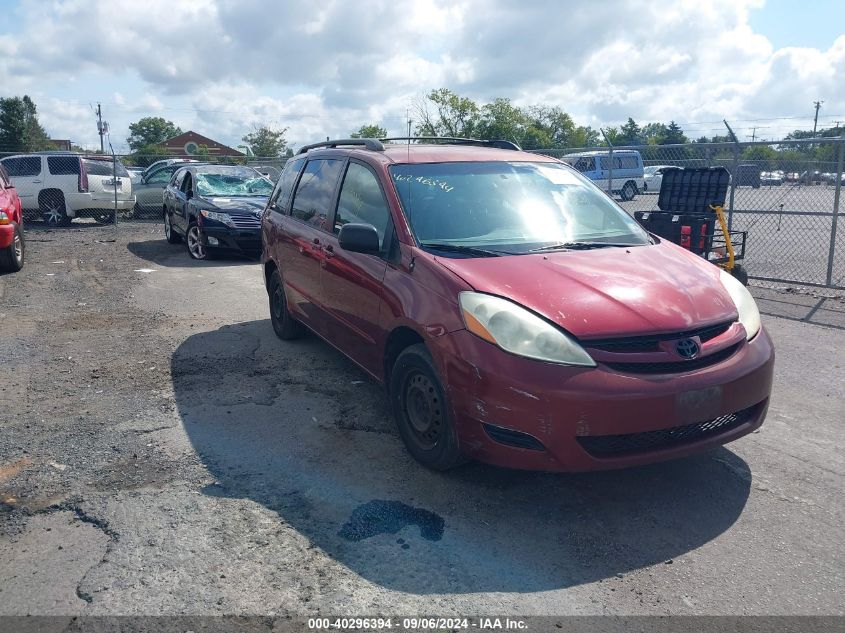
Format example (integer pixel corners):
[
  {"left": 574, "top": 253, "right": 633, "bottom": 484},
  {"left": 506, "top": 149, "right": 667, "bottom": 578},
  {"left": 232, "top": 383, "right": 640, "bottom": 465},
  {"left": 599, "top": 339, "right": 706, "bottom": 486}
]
[{"left": 0, "top": 222, "right": 843, "bottom": 617}]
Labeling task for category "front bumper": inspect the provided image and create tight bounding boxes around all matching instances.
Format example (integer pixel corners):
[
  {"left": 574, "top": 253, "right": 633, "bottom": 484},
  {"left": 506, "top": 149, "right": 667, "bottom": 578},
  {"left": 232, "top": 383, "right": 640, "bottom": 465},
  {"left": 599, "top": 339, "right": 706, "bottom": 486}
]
[
  {"left": 429, "top": 327, "right": 775, "bottom": 472},
  {"left": 202, "top": 225, "right": 262, "bottom": 255}
]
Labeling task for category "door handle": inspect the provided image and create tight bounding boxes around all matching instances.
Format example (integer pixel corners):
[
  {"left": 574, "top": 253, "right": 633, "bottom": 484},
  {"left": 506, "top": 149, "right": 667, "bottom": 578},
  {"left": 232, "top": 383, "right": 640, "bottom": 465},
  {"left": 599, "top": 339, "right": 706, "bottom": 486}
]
[{"left": 32, "top": 180, "right": 42, "bottom": 183}]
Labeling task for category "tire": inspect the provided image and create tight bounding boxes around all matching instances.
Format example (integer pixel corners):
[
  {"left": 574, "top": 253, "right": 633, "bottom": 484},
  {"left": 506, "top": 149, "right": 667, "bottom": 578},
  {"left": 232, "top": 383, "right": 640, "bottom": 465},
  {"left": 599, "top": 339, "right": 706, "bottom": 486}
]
[
  {"left": 164, "top": 211, "right": 181, "bottom": 244},
  {"left": 185, "top": 222, "right": 211, "bottom": 260},
  {"left": 96, "top": 211, "right": 115, "bottom": 225},
  {"left": 390, "top": 343, "right": 465, "bottom": 471},
  {"left": 268, "top": 269, "right": 303, "bottom": 340},
  {"left": 0, "top": 223, "right": 24, "bottom": 272},
  {"left": 40, "top": 193, "right": 70, "bottom": 226},
  {"left": 620, "top": 181, "right": 637, "bottom": 201},
  {"left": 731, "top": 265, "right": 749, "bottom": 286}
]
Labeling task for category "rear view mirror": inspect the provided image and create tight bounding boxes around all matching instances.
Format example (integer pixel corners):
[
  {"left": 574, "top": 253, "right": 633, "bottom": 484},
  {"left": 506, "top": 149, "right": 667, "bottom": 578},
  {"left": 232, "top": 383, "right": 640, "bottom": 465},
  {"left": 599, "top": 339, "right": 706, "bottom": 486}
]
[{"left": 338, "top": 223, "right": 380, "bottom": 254}]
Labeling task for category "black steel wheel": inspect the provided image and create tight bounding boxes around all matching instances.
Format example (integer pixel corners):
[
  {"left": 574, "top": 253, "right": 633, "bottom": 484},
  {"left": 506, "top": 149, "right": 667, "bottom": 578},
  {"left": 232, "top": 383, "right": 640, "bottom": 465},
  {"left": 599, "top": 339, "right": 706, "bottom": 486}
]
[{"left": 390, "top": 343, "right": 465, "bottom": 470}]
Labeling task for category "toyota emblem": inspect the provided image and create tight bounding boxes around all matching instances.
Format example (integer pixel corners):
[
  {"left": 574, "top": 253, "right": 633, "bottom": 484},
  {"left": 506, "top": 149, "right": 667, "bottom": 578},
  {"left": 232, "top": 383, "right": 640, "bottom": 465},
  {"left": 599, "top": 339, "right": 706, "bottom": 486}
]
[{"left": 676, "top": 338, "right": 700, "bottom": 359}]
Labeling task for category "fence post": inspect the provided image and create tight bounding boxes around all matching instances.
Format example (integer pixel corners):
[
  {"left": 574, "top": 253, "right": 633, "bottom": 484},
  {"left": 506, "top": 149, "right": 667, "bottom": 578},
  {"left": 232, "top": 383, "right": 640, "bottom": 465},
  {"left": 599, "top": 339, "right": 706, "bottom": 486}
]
[
  {"left": 727, "top": 143, "right": 740, "bottom": 232},
  {"left": 825, "top": 136, "right": 845, "bottom": 286},
  {"left": 600, "top": 128, "right": 613, "bottom": 198}
]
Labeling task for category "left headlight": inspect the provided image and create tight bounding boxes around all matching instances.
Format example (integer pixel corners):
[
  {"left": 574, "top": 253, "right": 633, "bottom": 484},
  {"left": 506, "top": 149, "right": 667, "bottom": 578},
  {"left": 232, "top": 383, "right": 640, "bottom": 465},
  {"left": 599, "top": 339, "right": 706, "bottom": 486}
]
[
  {"left": 719, "top": 270, "right": 761, "bottom": 340},
  {"left": 459, "top": 292, "right": 596, "bottom": 366},
  {"left": 0, "top": 211, "right": 10, "bottom": 225},
  {"left": 200, "top": 209, "right": 234, "bottom": 227}
]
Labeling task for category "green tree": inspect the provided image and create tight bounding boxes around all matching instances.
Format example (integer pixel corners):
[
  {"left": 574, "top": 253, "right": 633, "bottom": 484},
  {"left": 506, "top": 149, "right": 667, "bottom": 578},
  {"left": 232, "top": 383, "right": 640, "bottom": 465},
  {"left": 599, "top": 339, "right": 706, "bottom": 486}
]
[
  {"left": 476, "top": 98, "right": 527, "bottom": 143},
  {"left": 617, "top": 117, "right": 643, "bottom": 145},
  {"left": 414, "top": 88, "right": 480, "bottom": 138},
  {"left": 660, "top": 121, "right": 688, "bottom": 145},
  {"left": 0, "top": 95, "right": 53, "bottom": 152},
  {"left": 242, "top": 125, "right": 288, "bottom": 158},
  {"left": 126, "top": 117, "right": 182, "bottom": 151},
  {"left": 130, "top": 144, "right": 170, "bottom": 168},
  {"left": 350, "top": 124, "right": 387, "bottom": 139}
]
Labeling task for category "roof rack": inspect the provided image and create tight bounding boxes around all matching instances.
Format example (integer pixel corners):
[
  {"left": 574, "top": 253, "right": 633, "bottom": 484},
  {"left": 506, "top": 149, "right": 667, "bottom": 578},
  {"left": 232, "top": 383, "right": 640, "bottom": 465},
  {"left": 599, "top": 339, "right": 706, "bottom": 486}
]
[
  {"left": 297, "top": 138, "right": 385, "bottom": 154},
  {"left": 380, "top": 137, "right": 522, "bottom": 151}
]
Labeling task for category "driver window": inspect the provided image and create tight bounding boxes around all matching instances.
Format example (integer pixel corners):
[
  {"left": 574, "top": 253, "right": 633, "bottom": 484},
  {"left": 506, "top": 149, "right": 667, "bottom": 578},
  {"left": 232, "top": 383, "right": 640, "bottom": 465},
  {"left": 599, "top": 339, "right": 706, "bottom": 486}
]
[
  {"left": 180, "top": 173, "right": 193, "bottom": 196},
  {"left": 334, "top": 162, "right": 390, "bottom": 248}
]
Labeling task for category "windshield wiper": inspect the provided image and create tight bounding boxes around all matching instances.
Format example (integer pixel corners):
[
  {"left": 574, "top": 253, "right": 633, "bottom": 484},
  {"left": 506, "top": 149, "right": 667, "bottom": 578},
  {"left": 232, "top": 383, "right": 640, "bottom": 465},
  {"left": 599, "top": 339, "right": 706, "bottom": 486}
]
[
  {"left": 528, "top": 241, "right": 643, "bottom": 253},
  {"left": 419, "top": 242, "right": 511, "bottom": 257}
]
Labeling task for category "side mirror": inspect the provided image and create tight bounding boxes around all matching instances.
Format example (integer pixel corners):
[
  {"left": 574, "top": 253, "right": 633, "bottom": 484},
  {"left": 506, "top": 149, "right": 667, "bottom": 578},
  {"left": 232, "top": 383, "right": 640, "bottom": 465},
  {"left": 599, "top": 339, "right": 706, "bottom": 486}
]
[{"left": 338, "top": 223, "right": 380, "bottom": 254}]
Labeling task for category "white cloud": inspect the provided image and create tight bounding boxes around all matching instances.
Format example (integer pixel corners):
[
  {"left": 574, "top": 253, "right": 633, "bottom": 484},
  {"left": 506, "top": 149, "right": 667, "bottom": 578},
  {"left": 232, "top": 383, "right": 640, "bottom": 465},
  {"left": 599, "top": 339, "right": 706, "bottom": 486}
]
[{"left": 1, "top": 0, "right": 842, "bottom": 150}]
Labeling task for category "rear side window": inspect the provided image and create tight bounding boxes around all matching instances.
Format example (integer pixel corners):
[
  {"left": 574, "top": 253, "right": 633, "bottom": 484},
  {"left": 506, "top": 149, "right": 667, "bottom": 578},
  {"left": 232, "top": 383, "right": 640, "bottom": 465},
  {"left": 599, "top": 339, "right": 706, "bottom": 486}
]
[
  {"left": 47, "top": 156, "right": 80, "bottom": 175},
  {"left": 290, "top": 159, "right": 344, "bottom": 230},
  {"left": 83, "top": 158, "right": 130, "bottom": 177},
  {"left": 334, "top": 162, "right": 390, "bottom": 247},
  {"left": 269, "top": 157, "right": 305, "bottom": 213},
  {"left": 3, "top": 156, "right": 41, "bottom": 177},
  {"left": 146, "top": 165, "right": 178, "bottom": 184},
  {"left": 0, "top": 164, "right": 10, "bottom": 188},
  {"left": 614, "top": 155, "right": 640, "bottom": 170},
  {"left": 573, "top": 157, "right": 595, "bottom": 173}
]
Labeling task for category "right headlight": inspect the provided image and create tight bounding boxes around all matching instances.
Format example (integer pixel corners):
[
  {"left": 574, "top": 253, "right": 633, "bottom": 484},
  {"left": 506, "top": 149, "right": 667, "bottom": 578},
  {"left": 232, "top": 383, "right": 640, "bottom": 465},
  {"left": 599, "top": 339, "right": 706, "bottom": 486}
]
[
  {"left": 200, "top": 209, "right": 235, "bottom": 227},
  {"left": 459, "top": 292, "right": 596, "bottom": 366},
  {"left": 719, "top": 270, "right": 761, "bottom": 340}
]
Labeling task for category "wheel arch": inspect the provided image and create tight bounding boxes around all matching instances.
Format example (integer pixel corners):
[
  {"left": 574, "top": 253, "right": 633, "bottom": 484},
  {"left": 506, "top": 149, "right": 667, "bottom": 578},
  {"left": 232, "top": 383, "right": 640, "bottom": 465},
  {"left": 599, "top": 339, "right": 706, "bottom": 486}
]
[{"left": 383, "top": 326, "right": 425, "bottom": 389}]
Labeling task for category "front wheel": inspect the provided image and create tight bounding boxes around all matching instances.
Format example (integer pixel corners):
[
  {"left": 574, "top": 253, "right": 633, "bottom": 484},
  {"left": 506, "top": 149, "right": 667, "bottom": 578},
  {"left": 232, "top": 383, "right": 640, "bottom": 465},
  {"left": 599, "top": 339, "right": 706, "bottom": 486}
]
[
  {"left": 0, "top": 223, "right": 24, "bottom": 272},
  {"left": 186, "top": 222, "right": 210, "bottom": 260},
  {"left": 96, "top": 211, "right": 115, "bottom": 224},
  {"left": 620, "top": 181, "right": 637, "bottom": 201},
  {"left": 390, "top": 344, "right": 465, "bottom": 471}
]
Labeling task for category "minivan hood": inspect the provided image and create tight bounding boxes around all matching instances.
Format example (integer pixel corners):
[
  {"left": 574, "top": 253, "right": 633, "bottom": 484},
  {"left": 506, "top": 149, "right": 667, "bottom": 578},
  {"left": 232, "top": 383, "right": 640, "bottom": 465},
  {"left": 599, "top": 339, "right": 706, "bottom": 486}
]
[
  {"left": 434, "top": 243, "right": 738, "bottom": 339},
  {"left": 206, "top": 196, "right": 268, "bottom": 213}
]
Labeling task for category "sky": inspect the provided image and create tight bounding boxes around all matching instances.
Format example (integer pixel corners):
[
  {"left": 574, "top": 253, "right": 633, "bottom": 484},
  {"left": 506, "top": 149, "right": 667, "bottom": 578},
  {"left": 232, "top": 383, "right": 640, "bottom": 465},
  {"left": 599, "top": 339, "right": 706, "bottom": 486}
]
[{"left": 0, "top": 0, "right": 843, "bottom": 153}]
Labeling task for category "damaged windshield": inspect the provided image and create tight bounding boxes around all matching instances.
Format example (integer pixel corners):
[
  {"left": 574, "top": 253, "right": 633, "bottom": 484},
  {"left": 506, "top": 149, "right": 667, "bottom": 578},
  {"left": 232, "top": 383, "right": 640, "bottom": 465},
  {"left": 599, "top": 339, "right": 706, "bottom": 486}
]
[{"left": 195, "top": 167, "right": 274, "bottom": 197}]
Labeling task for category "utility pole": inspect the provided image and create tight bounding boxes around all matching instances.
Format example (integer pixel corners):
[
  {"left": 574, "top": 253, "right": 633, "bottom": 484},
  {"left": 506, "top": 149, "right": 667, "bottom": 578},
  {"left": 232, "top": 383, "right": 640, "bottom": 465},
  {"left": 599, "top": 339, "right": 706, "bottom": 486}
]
[
  {"left": 96, "top": 103, "right": 104, "bottom": 153},
  {"left": 813, "top": 100, "right": 824, "bottom": 136},
  {"left": 749, "top": 127, "right": 757, "bottom": 142},
  {"left": 407, "top": 108, "right": 412, "bottom": 139}
]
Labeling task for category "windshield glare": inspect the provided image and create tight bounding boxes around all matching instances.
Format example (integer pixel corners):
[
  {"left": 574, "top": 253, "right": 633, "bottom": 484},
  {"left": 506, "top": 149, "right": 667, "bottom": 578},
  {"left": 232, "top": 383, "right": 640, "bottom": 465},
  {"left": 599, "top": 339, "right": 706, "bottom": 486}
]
[
  {"left": 390, "top": 161, "right": 649, "bottom": 252},
  {"left": 195, "top": 169, "right": 274, "bottom": 197}
]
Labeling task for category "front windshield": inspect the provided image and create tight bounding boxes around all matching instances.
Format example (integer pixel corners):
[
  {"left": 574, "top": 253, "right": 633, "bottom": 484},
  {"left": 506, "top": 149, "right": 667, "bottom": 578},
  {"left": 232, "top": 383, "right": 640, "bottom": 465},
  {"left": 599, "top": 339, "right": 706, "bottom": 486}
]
[
  {"left": 644, "top": 166, "right": 658, "bottom": 175},
  {"left": 389, "top": 161, "right": 649, "bottom": 252},
  {"left": 195, "top": 168, "right": 274, "bottom": 197}
]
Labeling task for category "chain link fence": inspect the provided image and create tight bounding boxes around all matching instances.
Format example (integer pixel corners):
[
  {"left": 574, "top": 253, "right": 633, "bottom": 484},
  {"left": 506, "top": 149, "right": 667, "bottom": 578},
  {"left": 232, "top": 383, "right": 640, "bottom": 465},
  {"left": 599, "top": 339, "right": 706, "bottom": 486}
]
[
  {"left": 532, "top": 137, "right": 845, "bottom": 289},
  {"left": 3, "top": 138, "right": 844, "bottom": 289}
]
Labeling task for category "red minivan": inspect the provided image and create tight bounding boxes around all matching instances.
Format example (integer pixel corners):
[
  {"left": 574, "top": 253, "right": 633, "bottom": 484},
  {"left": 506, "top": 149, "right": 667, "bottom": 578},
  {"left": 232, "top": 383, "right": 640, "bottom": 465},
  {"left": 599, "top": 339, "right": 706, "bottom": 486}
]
[
  {"left": 260, "top": 139, "right": 774, "bottom": 472},
  {"left": 0, "top": 164, "right": 25, "bottom": 272}
]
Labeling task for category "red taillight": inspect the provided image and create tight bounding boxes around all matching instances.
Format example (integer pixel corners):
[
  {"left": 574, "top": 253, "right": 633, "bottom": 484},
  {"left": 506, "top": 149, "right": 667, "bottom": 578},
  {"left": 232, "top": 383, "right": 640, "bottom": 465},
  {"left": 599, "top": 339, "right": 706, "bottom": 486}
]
[{"left": 78, "top": 160, "right": 88, "bottom": 192}]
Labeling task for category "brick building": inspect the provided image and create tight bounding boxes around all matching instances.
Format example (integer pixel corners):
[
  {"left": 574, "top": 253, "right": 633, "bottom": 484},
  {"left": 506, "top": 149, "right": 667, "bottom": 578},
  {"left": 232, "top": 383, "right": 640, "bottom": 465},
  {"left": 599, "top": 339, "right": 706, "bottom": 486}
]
[{"left": 155, "top": 131, "right": 245, "bottom": 159}]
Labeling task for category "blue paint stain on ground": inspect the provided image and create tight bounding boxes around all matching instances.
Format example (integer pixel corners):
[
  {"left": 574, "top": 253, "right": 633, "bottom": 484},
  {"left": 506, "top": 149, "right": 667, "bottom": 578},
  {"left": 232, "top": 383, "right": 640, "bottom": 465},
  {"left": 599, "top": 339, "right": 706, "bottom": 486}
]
[{"left": 339, "top": 500, "right": 444, "bottom": 544}]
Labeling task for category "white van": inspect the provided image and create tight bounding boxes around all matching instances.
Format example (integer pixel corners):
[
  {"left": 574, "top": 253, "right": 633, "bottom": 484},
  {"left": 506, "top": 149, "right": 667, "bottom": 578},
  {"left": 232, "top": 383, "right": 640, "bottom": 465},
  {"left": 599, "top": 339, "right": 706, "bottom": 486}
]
[
  {"left": 562, "top": 150, "right": 645, "bottom": 201},
  {"left": 0, "top": 153, "right": 134, "bottom": 225}
]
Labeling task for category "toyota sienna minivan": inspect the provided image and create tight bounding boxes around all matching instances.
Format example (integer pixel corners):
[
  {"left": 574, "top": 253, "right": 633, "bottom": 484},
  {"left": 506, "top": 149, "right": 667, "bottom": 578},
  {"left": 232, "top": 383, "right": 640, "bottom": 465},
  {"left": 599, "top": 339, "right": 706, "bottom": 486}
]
[{"left": 260, "top": 138, "right": 774, "bottom": 472}]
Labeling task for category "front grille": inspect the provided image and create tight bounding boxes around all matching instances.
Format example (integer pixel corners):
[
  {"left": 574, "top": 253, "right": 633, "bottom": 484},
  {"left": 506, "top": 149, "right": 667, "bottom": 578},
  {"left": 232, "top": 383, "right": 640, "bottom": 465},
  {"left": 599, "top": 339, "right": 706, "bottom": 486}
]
[
  {"left": 603, "top": 343, "right": 740, "bottom": 374},
  {"left": 483, "top": 424, "right": 545, "bottom": 451},
  {"left": 586, "top": 321, "right": 733, "bottom": 354},
  {"left": 227, "top": 211, "right": 261, "bottom": 229},
  {"left": 576, "top": 404, "right": 758, "bottom": 458}
]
